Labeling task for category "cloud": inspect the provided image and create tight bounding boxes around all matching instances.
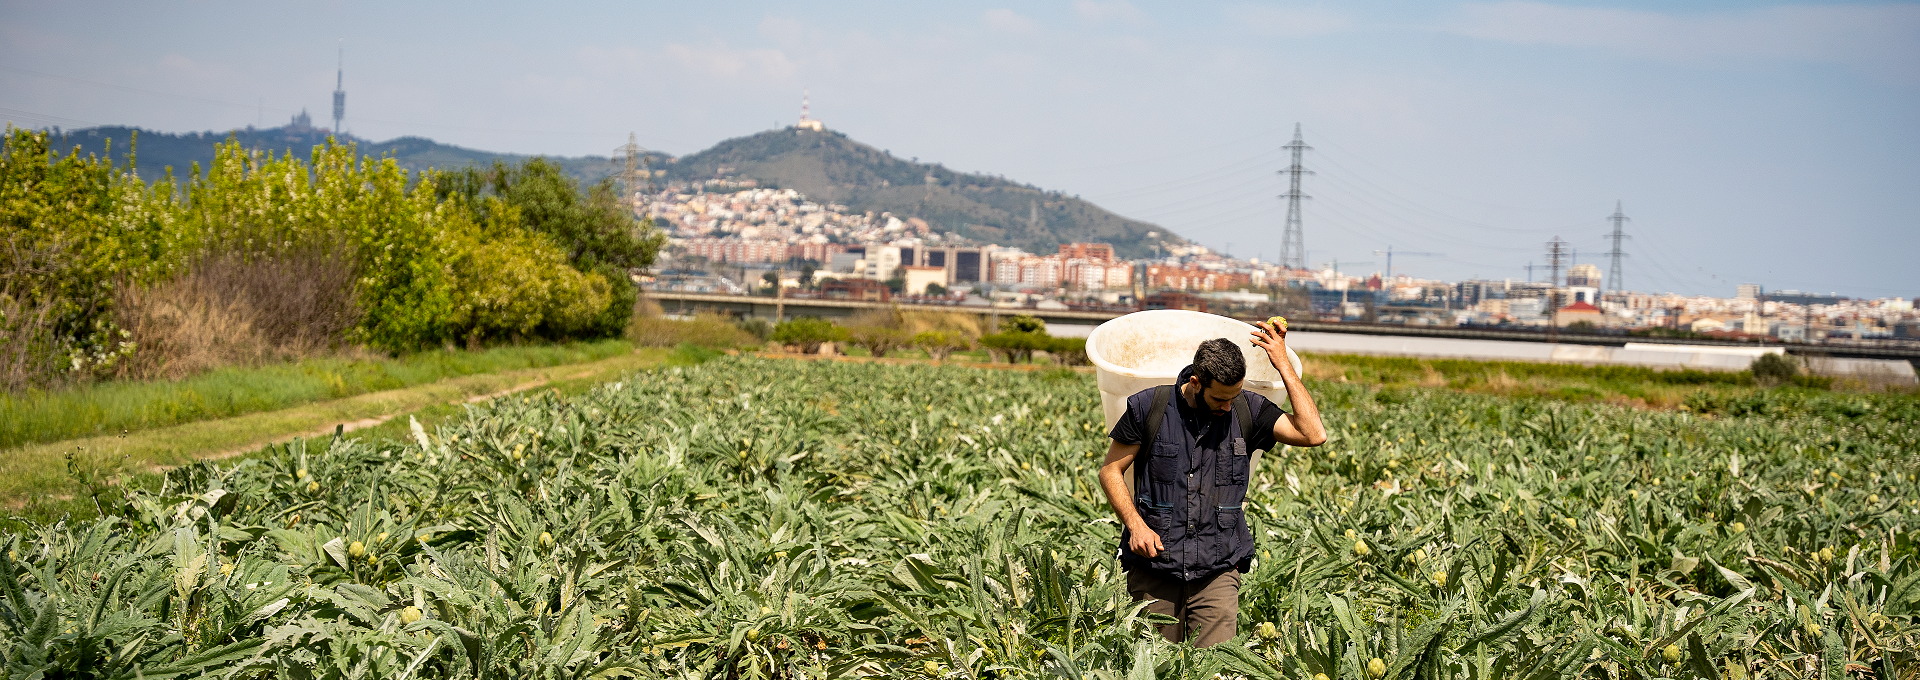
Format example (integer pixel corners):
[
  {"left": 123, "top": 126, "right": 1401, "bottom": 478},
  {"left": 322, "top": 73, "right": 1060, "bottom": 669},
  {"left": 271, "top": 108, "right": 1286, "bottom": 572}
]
[
  {"left": 1074, "top": 0, "right": 1145, "bottom": 24},
  {"left": 660, "top": 43, "right": 797, "bottom": 80},
  {"left": 1443, "top": 2, "right": 1920, "bottom": 72},
  {"left": 1224, "top": 4, "right": 1353, "bottom": 37},
  {"left": 984, "top": 8, "right": 1038, "bottom": 34}
]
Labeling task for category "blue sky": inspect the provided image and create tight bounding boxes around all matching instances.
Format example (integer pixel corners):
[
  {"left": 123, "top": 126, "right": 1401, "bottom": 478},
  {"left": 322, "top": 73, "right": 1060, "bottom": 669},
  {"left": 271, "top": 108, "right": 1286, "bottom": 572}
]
[{"left": 3, "top": 1, "right": 1916, "bottom": 298}]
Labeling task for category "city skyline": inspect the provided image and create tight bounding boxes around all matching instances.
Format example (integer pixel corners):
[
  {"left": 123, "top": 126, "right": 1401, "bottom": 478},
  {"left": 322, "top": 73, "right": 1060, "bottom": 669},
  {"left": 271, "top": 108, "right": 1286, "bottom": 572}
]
[{"left": 2, "top": 1, "right": 1915, "bottom": 299}]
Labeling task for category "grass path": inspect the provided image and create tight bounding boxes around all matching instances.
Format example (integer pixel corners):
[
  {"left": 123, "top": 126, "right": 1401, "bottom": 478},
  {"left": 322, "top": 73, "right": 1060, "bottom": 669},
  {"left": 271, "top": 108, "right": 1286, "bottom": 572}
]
[{"left": 2, "top": 347, "right": 669, "bottom": 520}]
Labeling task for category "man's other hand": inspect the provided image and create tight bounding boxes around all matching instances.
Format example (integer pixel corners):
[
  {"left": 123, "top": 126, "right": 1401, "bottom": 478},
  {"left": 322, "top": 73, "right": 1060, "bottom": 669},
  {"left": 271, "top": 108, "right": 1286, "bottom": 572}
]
[{"left": 1128, "top": 524, "right": 1165, "bottom": 558}]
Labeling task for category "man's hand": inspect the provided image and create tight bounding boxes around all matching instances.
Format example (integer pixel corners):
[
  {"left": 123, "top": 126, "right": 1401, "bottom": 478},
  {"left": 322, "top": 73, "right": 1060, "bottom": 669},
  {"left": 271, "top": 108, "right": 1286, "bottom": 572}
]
[
  {"left": 1249, "top": 320, "right": 1290, "bottom": 370},
  {"left": 1127, "top": 523, "right": 1164, "bottom": 558}
]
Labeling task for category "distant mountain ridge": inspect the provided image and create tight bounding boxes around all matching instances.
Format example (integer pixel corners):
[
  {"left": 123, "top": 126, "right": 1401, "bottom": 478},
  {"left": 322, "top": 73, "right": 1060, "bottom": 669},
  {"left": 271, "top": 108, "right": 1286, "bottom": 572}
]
[
  {"left": 45, "top": 125, "right": 641, "bottom": 186},
  {"left": 47, "top": 123, "right": 1184, "bottom": 258},
  {"left": 661, "top": 128, "right": 1184, "bottom": 258}
]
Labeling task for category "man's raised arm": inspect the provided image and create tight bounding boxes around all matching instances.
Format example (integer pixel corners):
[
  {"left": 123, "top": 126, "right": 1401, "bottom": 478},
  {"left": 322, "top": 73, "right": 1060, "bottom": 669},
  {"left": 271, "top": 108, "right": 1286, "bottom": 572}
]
[{"left": 1251, "top": 321, "right": 1326, "bottom": 447}]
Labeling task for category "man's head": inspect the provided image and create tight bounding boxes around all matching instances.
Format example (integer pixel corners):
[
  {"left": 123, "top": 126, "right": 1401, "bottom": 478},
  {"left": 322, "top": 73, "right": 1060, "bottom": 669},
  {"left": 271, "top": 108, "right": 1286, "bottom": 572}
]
[{"left": 1186, "top": 338, "right": 1245, "bottom": 415}]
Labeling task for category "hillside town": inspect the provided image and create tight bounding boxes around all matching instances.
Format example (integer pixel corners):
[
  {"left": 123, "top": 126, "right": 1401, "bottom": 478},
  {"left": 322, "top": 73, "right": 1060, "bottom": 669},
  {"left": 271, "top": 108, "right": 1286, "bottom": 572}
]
[{"left": 642, "top": 181, "right": 1918, "bottom": 348}]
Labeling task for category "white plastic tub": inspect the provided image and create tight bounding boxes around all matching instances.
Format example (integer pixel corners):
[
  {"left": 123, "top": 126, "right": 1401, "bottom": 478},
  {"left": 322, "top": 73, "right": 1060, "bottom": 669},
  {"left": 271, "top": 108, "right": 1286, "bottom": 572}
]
[{"left": 1086, "top": 309, "right": 1303, "bottom": 431}]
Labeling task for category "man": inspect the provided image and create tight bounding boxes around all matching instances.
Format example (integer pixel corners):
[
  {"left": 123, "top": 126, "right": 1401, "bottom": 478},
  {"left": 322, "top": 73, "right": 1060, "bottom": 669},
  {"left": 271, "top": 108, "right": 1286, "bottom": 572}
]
[{"left": 1095, "top": 320, "right": 1326, "bottom": 646}]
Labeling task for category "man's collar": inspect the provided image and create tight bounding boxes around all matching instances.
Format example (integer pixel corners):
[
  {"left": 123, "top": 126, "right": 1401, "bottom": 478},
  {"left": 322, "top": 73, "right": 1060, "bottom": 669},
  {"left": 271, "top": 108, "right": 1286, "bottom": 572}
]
[{"left": 1174, "top": 364, "right": 1209, "bottom": 417}]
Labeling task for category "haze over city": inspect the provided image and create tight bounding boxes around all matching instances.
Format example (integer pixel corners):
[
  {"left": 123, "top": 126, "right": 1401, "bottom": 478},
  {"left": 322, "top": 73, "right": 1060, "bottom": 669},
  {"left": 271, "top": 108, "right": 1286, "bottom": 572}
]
[{"left": 3, "top": 0, "right": 1916, "bottom": 299}]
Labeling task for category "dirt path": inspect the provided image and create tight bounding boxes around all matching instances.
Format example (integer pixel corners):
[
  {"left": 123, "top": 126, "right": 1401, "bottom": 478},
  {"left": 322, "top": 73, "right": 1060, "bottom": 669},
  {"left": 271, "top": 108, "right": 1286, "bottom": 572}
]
[{"left": 2, "top": 349, "right": 666, "bottom": 513}]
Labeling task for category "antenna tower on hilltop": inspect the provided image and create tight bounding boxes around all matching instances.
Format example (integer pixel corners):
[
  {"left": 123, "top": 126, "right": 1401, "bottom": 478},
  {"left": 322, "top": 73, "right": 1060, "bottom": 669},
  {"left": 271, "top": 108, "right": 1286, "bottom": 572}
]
[
  {"left": 1604, "top": 200, "right": 1631, "bottom": 295},
  {"left": 796, "top": 89, "right": 825, "bottom": 131},
  {"left": 331, "top": 40, "right": 346, "bottom": 136},
  {"left": 1278, "top": 124, "right": 1312, "bottom": 270}
]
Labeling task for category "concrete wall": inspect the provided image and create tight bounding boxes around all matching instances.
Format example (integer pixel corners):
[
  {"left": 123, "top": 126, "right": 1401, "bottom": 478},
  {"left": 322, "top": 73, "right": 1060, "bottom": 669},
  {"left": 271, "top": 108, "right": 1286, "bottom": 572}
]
[{"left": 1282, "top": 332, "right": 1917, "bottom": 385}]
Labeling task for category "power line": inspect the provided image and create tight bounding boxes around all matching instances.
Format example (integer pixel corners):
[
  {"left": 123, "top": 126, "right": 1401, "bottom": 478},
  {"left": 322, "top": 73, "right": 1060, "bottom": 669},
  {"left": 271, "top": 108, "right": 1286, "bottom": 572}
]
[
  {"left": 1307, "top": 184, "right": 1542, "bottom": 254},
  {"left": 0, "top": 105, "right": 102, "bottom": 128},
  {"left": 1308, "top": 130, "right": 1535, "bottom": 215},
  {"left": 1102, "top": 172, "right": 1279, "bottom": 220},
  {"left": 1041, "top": 131, "right": 1289, "bottom": 176},
  {"left": 1082, "top": 145, "right": 1286, "bottom": 201},
  {"left": 1308, "top": 151, "right": 1554, "bottom": 236}
]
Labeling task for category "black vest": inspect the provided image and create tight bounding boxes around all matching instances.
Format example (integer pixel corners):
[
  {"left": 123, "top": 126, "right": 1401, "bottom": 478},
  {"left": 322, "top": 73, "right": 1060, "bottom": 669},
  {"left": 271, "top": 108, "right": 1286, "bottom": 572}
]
[{"left": 1119, "top": 380, "right": 1262, "bottom": 580}]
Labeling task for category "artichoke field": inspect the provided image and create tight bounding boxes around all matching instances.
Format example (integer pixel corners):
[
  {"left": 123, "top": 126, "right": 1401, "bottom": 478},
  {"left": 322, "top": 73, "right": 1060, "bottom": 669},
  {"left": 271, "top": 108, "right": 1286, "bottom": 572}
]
[{"left": 3, "top": 357, "right": 1917, "bottom": 678}]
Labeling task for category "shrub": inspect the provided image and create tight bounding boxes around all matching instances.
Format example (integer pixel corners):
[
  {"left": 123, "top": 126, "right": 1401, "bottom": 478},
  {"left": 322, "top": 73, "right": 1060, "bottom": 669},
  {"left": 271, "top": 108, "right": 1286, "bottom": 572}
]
[
  {"left": 1000, "top": 314, "right": 1045, "bottom": 334},
  {"left": 1046, "top": 336, "right": 1088, "bottom": 366},
  {"left": 980, "top": 330, "right": 1048, "bottom": 364},
  {"left": 735, "top": 317, "right": 773, "bottom": 341},
  {"left": 1, "top": 128, "right": 181, "bottom": 387},
  {"left": 1750, "top": 352, "right": 1800, "bottom": 387},
  {"left": 0, "top": 289, "right": 67, "bottom": 392},
  {"left": 113, "top": 248, "right": 362, "bottom": 379},
  {"left": 627, "top": 312, "right": 759, "bottom": 350}
]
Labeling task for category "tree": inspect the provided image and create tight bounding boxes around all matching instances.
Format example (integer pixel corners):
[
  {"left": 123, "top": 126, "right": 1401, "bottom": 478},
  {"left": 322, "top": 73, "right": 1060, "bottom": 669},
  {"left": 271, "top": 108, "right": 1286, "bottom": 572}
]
[
  {"left": 770, "top": 317, "right": 848, "bottom": 354},
  {"left": 445, "top": 159, "right": 666, "bottom": 338},
  {"left": 912, "top": 330, "right": 968, "bottom": 361},
  {"left": 925, "top": 282, "right": 948, "bottom": 297},
  {"left": 849, "top": 324, "right": 909, "bottom": 358}
]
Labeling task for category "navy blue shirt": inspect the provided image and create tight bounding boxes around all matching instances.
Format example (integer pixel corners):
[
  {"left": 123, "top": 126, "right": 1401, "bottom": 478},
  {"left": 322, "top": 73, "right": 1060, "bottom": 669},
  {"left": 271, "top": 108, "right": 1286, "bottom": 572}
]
[{"left": 1107, "top": 367, "right": 1287, "bottom": 453}]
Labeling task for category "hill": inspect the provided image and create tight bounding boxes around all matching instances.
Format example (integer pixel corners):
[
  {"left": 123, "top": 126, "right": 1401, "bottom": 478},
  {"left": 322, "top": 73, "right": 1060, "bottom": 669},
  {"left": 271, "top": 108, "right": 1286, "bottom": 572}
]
[
  {"left": 662, "top": 128, "right": 1184, "bottom": 258},
  {"left": 43, "top": 123, "right": 1186, "bottom": 258},
  {"left": 43, "top": 125, "right": 647, "bottom": 186}
]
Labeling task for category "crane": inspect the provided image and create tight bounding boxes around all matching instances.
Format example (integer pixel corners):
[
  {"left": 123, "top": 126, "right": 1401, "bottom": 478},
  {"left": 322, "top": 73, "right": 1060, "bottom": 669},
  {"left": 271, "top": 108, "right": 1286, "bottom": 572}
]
[
  {"left": 1372, "top": 246, "right": 1442, "bottom": 281},
  {"left": 1319, "top": 258, "right": 1375, "bottom": 307},
  {"left": 1318, "top": 258, "right": 1374, "bottom": 277}
]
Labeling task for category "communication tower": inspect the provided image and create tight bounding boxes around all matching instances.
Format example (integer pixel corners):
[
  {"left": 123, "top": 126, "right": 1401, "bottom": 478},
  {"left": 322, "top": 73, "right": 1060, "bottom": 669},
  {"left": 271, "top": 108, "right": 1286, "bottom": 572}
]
[
  {"left": 796, "top": 90, "right": 824, "bottom": 131},
  {"left": 1278, "top": 124, "right": 1312, "bottom": 270},
  {"left": 331, "top": 40, "right": 346, "bottom": 136}
]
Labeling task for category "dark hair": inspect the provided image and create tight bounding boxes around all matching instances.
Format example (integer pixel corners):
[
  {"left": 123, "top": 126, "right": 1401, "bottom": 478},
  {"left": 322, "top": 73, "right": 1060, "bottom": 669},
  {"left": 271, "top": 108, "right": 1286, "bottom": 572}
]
[{"left": 1192, "top": 338, "right": 1245, "bottom": 388}]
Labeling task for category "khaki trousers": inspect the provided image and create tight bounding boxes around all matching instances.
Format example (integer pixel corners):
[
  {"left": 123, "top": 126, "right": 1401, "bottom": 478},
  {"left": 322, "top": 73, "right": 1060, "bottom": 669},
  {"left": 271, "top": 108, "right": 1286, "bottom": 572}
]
[{"left": 1125, "top": 567, "right": 1241, "bottom": 647}]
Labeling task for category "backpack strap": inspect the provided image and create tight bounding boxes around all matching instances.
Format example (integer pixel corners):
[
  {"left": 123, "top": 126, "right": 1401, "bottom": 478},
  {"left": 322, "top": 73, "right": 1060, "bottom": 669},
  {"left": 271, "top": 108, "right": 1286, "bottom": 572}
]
[
  {"left": 1232, "top": 393, "right": 1256, "bottom": 445},
  {"left": 1142, "top": 384, "right": 1173, "bottom": 453},
  {"left": 1134, "top": 384, "right": 1174, "bottom": 504}
]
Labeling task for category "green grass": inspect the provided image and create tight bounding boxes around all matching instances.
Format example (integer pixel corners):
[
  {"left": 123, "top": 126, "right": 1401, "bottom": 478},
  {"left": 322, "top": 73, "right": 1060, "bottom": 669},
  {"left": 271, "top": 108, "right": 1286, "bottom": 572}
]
[
  {"left": 0, "top": 339, "right": 635, "bottom": 449},
  {"left": 1297, "top": 351, "right": 1850, "bottom": 409},
  {"left": 2, "top": 346, "right": 671, "bottom": 526}
]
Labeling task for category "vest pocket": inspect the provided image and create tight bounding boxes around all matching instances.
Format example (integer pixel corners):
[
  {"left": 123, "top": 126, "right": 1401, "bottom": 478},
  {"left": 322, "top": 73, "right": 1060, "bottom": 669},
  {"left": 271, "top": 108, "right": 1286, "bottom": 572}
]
[
  {"left": 1138, "top": 497, "right": 1175, "bottom": 531},
  {"left": 1148, "top": 440, "right": 1181, "bottom": 480},
  {"left": 1215, "top": 505, "right": 1243, "bottom": 530},
  {"left": 1219, "top": 440, "right": 1250, "bottom": 486}
]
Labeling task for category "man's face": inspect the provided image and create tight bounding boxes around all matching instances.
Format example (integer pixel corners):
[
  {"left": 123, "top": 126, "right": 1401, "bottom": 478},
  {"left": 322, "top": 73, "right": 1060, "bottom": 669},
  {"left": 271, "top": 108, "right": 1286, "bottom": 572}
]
[{"left": 1189, "top": 376, "right": 1244, "bottom": 416}]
